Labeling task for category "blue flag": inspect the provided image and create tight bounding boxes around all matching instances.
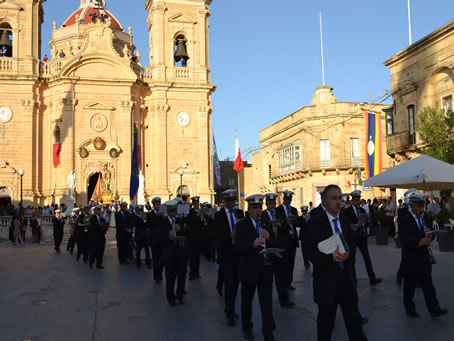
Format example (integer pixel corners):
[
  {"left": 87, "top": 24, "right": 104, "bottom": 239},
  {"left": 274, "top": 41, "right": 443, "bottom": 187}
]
[
  {"left": 213, "top": 135, "right": 222, "bottom": 186},
  {"left": 129, "top": 128, "right": 139, "bottom": 200}
]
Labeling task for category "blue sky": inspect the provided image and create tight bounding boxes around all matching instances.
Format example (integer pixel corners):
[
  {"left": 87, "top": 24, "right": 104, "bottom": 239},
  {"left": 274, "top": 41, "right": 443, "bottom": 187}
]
[{"left": 41, "top": 0, "right": 454, "bottom": 160}]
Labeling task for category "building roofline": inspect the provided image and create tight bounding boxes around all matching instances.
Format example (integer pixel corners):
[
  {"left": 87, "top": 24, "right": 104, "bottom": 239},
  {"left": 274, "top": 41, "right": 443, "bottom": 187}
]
[{"left": 384, "top": 20, "right": 454, "bottom": 67}]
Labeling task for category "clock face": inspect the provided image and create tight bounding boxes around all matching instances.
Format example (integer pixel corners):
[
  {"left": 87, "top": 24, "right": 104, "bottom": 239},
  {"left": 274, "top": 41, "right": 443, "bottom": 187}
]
[
  {"left": 176, "top": 111, "right": 190, "bottom": 127},
  {"left": 0, "top": 106, "right": 12, "bottom": 123}
]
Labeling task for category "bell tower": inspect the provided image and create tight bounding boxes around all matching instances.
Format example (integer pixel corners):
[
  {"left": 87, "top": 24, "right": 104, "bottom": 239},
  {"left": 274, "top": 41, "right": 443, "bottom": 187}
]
[
  {"left": 144, "top": 0, "right": 216, "bottom": 202},
  {"left": 0, "top": 0, "right": 45, "bottom": 76}
]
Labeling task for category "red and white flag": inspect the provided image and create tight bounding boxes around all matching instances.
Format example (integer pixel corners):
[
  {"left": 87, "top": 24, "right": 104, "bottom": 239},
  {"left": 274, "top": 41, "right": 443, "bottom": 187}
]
[
  {"left": 91, "top": 174, "right": 103, "bottom": 201},
  {"left": 233, "top": 132, "right": 244, "bottom": 174}
]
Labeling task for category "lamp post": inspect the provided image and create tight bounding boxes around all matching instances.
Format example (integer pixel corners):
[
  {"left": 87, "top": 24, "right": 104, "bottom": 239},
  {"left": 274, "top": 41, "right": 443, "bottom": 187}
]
[
  {"left": 178, "top": 168, "right": 184, "bottom": 197},
  {"left": 18, "top": 168, "right": 24, "bottom": 206}
]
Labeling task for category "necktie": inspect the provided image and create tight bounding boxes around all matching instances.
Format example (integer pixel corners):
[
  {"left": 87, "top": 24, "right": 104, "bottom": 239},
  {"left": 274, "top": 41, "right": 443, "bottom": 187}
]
[
  {"left": 332, "top": 218, "right": 345, "bottom": 270},
  {"left": 228, "top": 210, "right": 235, "bottom": 232},
  {"left": 255, "top": 221, "right": 261, "bottom": 237},
  {"left": 417, "top": 216, "right": 424, "bottom": 235},
  {"left": 98, "top": 216, "right": 102, "bottom": 225},
  {"left": 270, "top": 210, "right": 275, "bottom": 220},
  {"left": 122, "top": 212, "right": 126, "bottom": 225},
  {"left": 355, "top": 207, "right": 360, "bottom": 218},
  {"left": 285, "top": 206, "right": 289, "bottom": 217},
  {"left": 356, "top": 207, "right": 363, "bottom": 237}
]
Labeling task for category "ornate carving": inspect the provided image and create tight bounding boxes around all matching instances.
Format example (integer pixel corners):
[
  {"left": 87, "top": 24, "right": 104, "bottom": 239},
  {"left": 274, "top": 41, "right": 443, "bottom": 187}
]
[{"left": 90, "top": 113, "right": 108, "bottom": 132}]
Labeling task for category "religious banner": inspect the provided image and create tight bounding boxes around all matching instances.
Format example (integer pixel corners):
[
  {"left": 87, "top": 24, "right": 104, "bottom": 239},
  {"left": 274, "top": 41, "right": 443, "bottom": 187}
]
[{"left": 364, "top": 112, "right": 383, "bottom": 179}]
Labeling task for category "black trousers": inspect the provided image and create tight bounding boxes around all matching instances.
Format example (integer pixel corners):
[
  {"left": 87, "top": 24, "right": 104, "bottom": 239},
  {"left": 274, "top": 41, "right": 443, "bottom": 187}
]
[
  {"left": 350, "top": 237, "right": 376, "bottom": 281},
  {"left": 67, "top": 235, "right": 76, "bottom": 251},
  {"left": 403, "top": 274, "right": 441, "bottom": 314},
  {"left": 117, "top": 235, "right": 130, "bottom": 263},
  {"left": 241, "top": 280, "right": 275, "bottom": 337},
  {"left": 151, "top": 242, "right": 164, "bottom": 280},
  {"left": 222, "top": 260, "right": 240, "bottom": 318},
  {"left": 317, "top": 302, "right": 367, "bottom": 341},
  {"left": 273, "top": 256, "right": 290, "bottom": 303},
  {"left": 164, "top": 257, "right": 187, "bottom": 302},
  {"left": 54, "top": 233, "right": 63, "bottom": 251},
  {"left": 76, "top": 235, "right": 89, "bottom": 261},
  {"left": 89, "top": 237, "right": 106, "bottom": 265},
  {"left": 188, "top": 240, "right": 202, "bottom": 276},
  {"left": 287, "top": 244, "right": 297, "bottom": 285},
  {"left": 300, "top": 240, "right": 310, "bottom": 266},
  {"left": 217, "top": 264, "right": 224, "bottom": 291},
  {"left": 135, "top": 239, "right": 151, "bottom": 265}
]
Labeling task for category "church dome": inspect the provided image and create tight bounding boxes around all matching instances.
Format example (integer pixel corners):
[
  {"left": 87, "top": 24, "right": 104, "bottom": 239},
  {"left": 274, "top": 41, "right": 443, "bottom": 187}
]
[{"left": 62, "top": 0, "right": 123, "bottom": 31}]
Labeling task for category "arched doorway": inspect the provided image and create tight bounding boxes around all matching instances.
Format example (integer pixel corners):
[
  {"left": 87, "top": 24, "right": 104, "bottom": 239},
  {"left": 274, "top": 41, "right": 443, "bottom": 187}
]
[
  {"left": 0, "top": 187, "right": 11, "bottom": 208},
  {"left": 87, "top": 173, "right": 102, "bottom": 203}
]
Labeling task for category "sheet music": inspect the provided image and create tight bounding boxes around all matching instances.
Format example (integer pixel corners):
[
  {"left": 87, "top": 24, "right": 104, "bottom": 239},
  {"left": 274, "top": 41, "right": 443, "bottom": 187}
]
[
  {"left": 177, "top": 204, "right": 190, "bottom": 215},
  {"left": 318, "top": 233, "right": 349, "bottom": 255}
]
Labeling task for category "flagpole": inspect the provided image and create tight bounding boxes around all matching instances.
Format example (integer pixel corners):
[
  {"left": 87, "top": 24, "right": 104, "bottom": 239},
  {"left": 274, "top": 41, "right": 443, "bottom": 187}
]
[
  {"left": 237, "top": 171, "right": 241, "bottom": 211},
  {"left": 319, "top": 12, "right": 325, "bottom": 86},
  {"left": 407, "top": 0, "right": 412, "bottom": 45}
]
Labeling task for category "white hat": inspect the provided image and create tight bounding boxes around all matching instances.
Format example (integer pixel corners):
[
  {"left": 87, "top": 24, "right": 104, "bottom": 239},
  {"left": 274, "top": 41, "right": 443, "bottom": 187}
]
[
  {"left": 164, "top": 200, "right": 179, "bottom": 210},
  {"left": 282, "top": 190, "right": 294, "bottom": 198},
  {"left": 265, "top": 193, "right": 278, "bottom": 201},
  {"left": 245, "top": 194, "right": 265, "bottom": 205},
  {"left": 350, "top": 190, "right": 362, "bottom": 198},
  {"left": 151, "top": 197, "right": 161, "bottom": 203}
]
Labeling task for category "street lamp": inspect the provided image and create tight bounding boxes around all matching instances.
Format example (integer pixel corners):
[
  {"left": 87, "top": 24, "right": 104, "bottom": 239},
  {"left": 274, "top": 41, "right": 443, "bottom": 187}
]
[
  {"left": 18, "top": 168, "right": 24, "bottom": 206},
  {"left": 178, "top": 168, "right": 184, "bottom": 197}
]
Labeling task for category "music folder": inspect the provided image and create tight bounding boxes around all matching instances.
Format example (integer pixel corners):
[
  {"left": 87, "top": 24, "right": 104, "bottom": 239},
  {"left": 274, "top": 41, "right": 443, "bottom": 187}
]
[{"left": 317, "top": 233, "right": 350, "bottom": 255}]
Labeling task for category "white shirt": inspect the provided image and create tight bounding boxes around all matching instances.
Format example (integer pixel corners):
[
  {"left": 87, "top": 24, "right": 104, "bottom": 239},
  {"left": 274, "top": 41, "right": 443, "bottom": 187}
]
[
  {"left": 326, "top": 211, "right": 342, "bottom": 235},
  {"left": 361, "top": 204, "right": 370, "bottom": 214},
  {"left": 385, "top": 202, "right": 396, "bottom": 217}
]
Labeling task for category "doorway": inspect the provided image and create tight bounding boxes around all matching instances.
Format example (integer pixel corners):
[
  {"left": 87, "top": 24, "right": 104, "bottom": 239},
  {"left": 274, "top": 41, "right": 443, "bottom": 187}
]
[
  {"left": 0, "top": 187, "right": 11, "bottom": 208},
  {"left": 87, "top": 173, "right": 102, "bottom": 203}
]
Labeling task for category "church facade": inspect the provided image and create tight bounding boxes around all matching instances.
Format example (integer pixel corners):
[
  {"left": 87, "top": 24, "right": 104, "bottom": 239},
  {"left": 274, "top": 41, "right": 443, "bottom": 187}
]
[{"left": 0, "top": 0, "right": 215, "bottom": 207}]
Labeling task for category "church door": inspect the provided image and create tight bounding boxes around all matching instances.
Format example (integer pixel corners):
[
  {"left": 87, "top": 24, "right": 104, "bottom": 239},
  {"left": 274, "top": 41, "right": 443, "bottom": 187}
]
[{"left": 87, "top": 173, "right": 102, "bottom": 203}]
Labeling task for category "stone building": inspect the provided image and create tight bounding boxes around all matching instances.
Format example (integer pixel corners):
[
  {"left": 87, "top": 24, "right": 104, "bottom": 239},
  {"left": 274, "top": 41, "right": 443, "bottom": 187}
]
[
  {"left": 0, "top": 0, "right": 215, "bottom": 207},
  {"left": 384, "top": 20, "right": 454, "bottom": 164},
  {"left": 245, "top": 86, "right": 393, "bottom": 207}
]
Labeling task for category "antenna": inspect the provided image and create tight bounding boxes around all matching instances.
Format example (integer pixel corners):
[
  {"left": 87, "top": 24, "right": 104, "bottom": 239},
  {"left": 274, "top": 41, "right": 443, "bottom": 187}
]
[
  {"left": 319, "top": 13, "right": 326, "bottom": 86},
  {"left": 407, "top": 0, "right": 412, "bottom": 45}
]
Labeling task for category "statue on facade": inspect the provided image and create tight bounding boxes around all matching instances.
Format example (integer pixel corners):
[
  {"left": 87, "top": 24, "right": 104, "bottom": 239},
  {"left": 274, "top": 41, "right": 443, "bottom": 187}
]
[
  {"left": 67, "top": 169, "right": 77, "bottom": 212},
  {"left": 102, "top": 164, "right": 111, "bottom": 192}
]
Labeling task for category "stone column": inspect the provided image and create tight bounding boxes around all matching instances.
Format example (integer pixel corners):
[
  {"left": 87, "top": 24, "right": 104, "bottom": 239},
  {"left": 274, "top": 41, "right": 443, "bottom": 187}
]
[
  {"left": 150, "top": 104, "right": 170, "bottom": 198},
  {"left": 197, "top": 105, "right": 212, "bottom": 201}
]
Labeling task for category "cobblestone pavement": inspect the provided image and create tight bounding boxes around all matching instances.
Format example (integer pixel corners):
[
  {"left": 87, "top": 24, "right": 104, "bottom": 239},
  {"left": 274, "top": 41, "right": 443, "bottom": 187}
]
[{"left": 0, "top": 237, "right": 452, "bottom": 341}]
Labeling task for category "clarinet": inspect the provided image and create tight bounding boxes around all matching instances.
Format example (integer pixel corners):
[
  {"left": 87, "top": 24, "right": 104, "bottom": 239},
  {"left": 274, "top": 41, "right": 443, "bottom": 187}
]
[{"left": 257, "top": 219, "right": 270, "bottom": 266}]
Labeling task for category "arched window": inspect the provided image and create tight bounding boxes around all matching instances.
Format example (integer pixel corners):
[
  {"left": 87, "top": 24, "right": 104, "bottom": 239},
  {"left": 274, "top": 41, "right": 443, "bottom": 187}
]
[
  {"left": 174, "top": 34, "right": 189, "bottom": 67},
  {"left": 0, "top": 23, "right": 13, "bottom": 57}
]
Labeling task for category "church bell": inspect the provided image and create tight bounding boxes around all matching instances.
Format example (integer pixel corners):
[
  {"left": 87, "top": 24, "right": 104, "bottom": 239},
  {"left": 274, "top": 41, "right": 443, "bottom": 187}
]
[
  {"left": 174, "top": 39, "right": 189, "bottom": 63},
  {"left": 0, "top": 31, "right": 12, "bottom": 48}
]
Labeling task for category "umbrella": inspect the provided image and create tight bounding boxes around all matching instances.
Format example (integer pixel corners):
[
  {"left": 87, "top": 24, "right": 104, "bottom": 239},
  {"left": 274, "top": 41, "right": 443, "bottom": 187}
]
[{"left": 363, "top": 154, "right": 454, "bottom": 191}]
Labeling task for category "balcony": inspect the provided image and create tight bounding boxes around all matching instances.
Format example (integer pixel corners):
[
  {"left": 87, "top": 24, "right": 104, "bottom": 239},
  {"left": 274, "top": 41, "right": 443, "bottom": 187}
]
[{"left": 386, "top": 131, "right": 410, "bottom": 154}]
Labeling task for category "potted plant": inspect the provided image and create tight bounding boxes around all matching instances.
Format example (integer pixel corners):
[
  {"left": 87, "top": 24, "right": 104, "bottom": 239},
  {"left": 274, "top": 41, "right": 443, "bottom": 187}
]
[
  {"left": 373, "top": 210, "right": 388, "bottom": 245},
  {"left": 436, "top": 207, "right": 454, "bottom": 252}
]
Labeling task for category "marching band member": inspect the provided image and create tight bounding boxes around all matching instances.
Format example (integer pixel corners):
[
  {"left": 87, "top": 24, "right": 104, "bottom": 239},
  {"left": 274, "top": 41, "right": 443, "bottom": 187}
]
[
  {"left": 115, "top": 202, "right": 132, "bottom": 265},
  {"left": 132, "top": 205, "right": 152, "bottom": 268},
  {"left": 88, "top": 205, "right": 108, "bottom": 269},
  {"left": 147, "top": 197, "right": 164, "bottom": 282}
]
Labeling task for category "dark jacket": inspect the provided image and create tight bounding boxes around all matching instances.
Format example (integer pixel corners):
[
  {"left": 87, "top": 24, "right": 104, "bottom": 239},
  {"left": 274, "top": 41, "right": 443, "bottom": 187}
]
[
  {"left": 304, "top": 211, "right": 358, "bottom": 306},
  {"left": 146, "top": 209, "right": 161, "bottom": 243},
  {"left": 261, "top": 209, "right": 290, "bottom": 250},
  {"left": 214, "top": 207, "right": 244, "bottom": 264},
  {"left": 344, "top": 205, "right": 367, "bottom": 240},
  {"left": 88, "top": 214, "right": 107, "bottom": 242},
  {"left": 115, "top": 211, "right": 132, "bottom": 239},
  {"left": 186, "top": 208, "right": 206, "bottom": 243},
  {"left": 235, "top": 215, "right": 275, "bottom": 283},
  {"left": 398, "top": 212, "right": 433, "bottom": 276},
  {"left": 132, "top": 213, "right": 151, "bottom": 243},
  {"left": 155, "top": 216, "right": 187, "bottom": 264},
  {"left": 275, "top": 204, "right": 299, "bottom": 248},
  {"left": 52, "top": 216, "right": 64, "bottom": 236}
]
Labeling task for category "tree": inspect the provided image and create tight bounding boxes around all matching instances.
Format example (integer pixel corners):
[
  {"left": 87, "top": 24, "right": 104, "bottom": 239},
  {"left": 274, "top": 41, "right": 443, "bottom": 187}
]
[{"left": 417, "top": 106, "right": 454, "bottom": 164}]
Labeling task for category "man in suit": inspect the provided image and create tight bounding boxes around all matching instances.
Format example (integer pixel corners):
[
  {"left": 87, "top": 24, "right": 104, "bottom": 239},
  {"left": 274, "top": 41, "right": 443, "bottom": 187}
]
[
  {"left": 345, "top": 190, "right": 382, "bottom": 286},
  {"left": 147, "top": 197, "right": 164, "bottom": 282},
  {"left": 186, "top": 196, "right": 204, "bottom": 280},
  {"left": 155, "top": 200, "right": 188, "bottom": 306},
  {"left": 275, "top": 190, "right": 299, "bottom": 290},
  {"left": 395, "top": 188, "right": 417, "bottom": 286},
  {"left": 304, "top": 184, "right": 367, "bottom": 341},
  {"left": 298, "top": 205, "right": 310, "bottom": 268},
  {"left": 52, "top": 210, "right": 65, "bottom": 253},
  {"left": 261, "top": 193, "right": 295, "bottom": 308},
  {"left": 132, "top": 205, "right": 152, "bottom": 268},
  {"left": 236, "top": 194, "right": 276, "bottom": 341},
  {"left": 115, "top": 202, "right": 132, "bottom": 264},
  {"left": 88, "top": 205, "right": 108, "bottom": 269},
  {"left": 76, "top": 205, "right": 91, "bottom": 262},
  {"left": 398, "top": 193, "right": 448, "bottom": 318},
  {"left": 214, "top": 189, "right": 244, "bottom": 327}
]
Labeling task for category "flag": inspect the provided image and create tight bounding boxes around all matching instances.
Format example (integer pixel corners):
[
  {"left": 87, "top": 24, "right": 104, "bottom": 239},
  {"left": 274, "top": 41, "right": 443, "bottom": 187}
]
[
  {"left": 233, "top": 131, "right": 244, "bottom": 174},
  {"left": 364, "top": 112, "right": 383, "bottom": 179},
  {"left": 213, "top": 134, "right": 222, "bottom": 186},
  {"left": 53, "top": 143, "right": 60, "bottom": 168},
  {"left": 91, "top": 174, "right": 103, "bottom": 201},
  {"left": 129, "top": 128, "right": 139, "bottom": 200}
]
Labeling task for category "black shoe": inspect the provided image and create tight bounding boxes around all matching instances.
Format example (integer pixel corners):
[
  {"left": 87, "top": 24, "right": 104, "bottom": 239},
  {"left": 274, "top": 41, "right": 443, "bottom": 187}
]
[
  {"left": 280, "top": 301, "right": 296, "bottom": 308},
  {"left": 287, "top": 285, "right": 295, "bottom": 290},
  {"left": 406, "top": 311, "right": 421, "bottom": 318},
  {"left": 264, "top": 333, "right": 276, "bottom": 341},
  {"left": 217, "top": 288, "right": 223, "bottom": 296},
  {"left": 168, "top": 301, "right": 176, "bottom": 307},
  {"left": 155, "top": 279, "right": 161, "bottom": 284},
  {"left": 370, "top": 278, "right": 383, "bottom": 287},
  {"left": 76, "top": 257, "right": 80, "bottom": 261},
  {"left": 96, "top": 265, "right": 104, "bottom": 269},
  {"left": 362, "top": 317, "right": 369, "bottom": 325},
  {"left": 196, "top": 275, "right": 202, "bottom": 279},
  {"left": 189, "top": 276, "right": 195, "bottom": 280},
  {"left": 147, "top": 264, "right": 152, "bottom": 269},
  {"left": 431, "top": 309, "right": 448, "bottom": 318},
  {"left": 304, "top": 263, "right": 310, "bottom": 269},
  {"left": 243, "top": 329, "right": 253, "bottom": 340},
  {"left": 227, "top": 317, "right": 236, "bottom": 327},
  {"left": 396, "top": 276, "right": 402, "bottom": 286},
  {"left": 177, "top": 298, "right": 184, "bottom": 305},
  {"left": 184, "top": 290, "right": 188, "bottom": 295},
  {"left": 89, "top": 262, "right": 93, "bottom": 269}
]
